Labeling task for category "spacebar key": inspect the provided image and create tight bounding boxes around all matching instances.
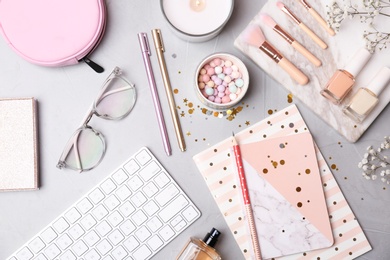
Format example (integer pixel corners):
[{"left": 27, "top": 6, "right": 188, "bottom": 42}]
[{"left": 158, "top": 195, "right": 188, "bottom": 222}]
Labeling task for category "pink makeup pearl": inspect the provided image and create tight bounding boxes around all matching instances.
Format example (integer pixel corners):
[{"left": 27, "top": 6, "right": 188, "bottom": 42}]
[
  {"left": 210, "top": 61, "right": 216, "bottom": 67},
  {"left": 207, "top": 67, "right": 215, "bottom": 75},
  {"left": 217, "top": 85, "right": 225, "bottom": 92},
  {"left": 236, "top": 87, "right": 242, "bottom": 95},
  {"left": 225, "top": 89, "right": 230, "bottom": 95},
  {"left": 223, "top": 67, "right": 232, "bottom": 75},
  {"left": 211, "top": 75, "right": 217, "bottom": 80},
  {"left": 202, "top": 74, "right": 210, "bottom": 82},
  {"left": 214, "top": 88, "right": 218, "bottom": 95},
  {"left": 214, "top": 58, "right": 222, "bottom": 66},
  {"left": 224, "top": 76, "right": 232, "bottom": 83},
  {"left": 204, "top": 64, "right": 211, "bottom": 70},
  {"left": 200, "top": 68, "right": 207, "bottom": 75},
  {"left": 214, "top": 77, "right": 222, "bottom": 85},
  {"left": 208, "top": 95, "right": 215, "bottom": 101},
  {"left": 199, "top": 82, "right": 205, "bottom": 89},
  {"left": 207, "top": 81, "right": 215, "bottom": 88},
  {"left": 214, "top": 96, "right": 222, "bottom": 103},
  {"left": 231, "top": 65, "right": 238, "bottom": 71},
  {"left": 218, "top": 92, "right": 225, "bottom": 98},
  {"left": 222, "top": 81, "right": 228, "bottom": 86},
  {"left": 224, "top": 60, "right": 232, "bottom": 67},
  {"left": 231, "top": 71, "right": 240, "bottom": 79},
  {"left": 222, "top": 95, "right": 231, "bottom": 103}
]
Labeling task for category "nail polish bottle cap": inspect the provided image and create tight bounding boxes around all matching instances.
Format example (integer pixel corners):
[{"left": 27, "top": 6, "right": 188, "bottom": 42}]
[
  {"left": 202, "top": 228, "right": 221, "bottom": 248},
  {"left": 344, "top": 48, "right": 372, "bottom": 76},
  {"left": 367, "top": 67, "right": 390, "bottom": 96}
]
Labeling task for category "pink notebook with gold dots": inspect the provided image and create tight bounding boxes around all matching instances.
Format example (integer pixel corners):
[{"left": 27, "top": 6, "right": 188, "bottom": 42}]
[{"left": 193, "top": 104, "right": 372, "bottom": 259}]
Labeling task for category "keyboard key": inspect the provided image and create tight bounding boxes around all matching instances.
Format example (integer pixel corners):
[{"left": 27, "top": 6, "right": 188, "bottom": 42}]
[
  {"left": 35, "top": 254, "right": 48, "bottom": 260},
  {"left": 135, "top": 149, "right": 152, "bottom": 165},
  {"left": 89, "top": 188, "right": 105, "bottom": 204},
  {"left": 142, "top": 182, "right": 158, "bottom": 198},
  {"left": 174, "top": 220, "right": 187, "bottom": 231},
  {"left": 68, "top": 224, "right": 85, "bottom": 240},
  {"left": 92, "top": 204, "right": 109, "bottom": 221},
  {"left": 108, "top": 229, "right": 125, "bottom": 245},
  {"left": 115, "top": 185, "right": 132, "bottom": 201},
  {"left": 84, "top": 249, "right": 101, "bottom": 260},
  {"left": 135, "top": 226, "right": 151, "bottom": 242},
  {"left": 159, "top": 194, "right": 189, "bottom": 222},
  {"left": 112, "top": 245, "right": 128, "bottom": 260},
  {"left": 44, "top": 244, "right": 61, "bottom": 259},
  {"left": 131, "top": 191, "right": 147, "bottom": 207},
  {"left": 104, "top": 195, "right": 120, "bottom": 211},
  {"left": 119, "top": 201, "right": 135, "bottom": 217},
  {"left": 77, "top": 198, "right": 94, "bottom": 214},
  {"left": 80, "top": 214, "right": 97, "bottom": 230},
  {"left": 155, "top": 183, "right": 179, "bottom": 206},
  {"left": 139, "top": 161, "right": 160, "bottom": 182},
  {"left": 96, "top": 239, "right": 113, "bottom": 256},
  {"left": 59, "top": 250, "right": 77, "bottom": 260},
  {"left": 96, "top": 220, "right": 112, "bottom": 237},
  {"left": 100, "top": 178, "right": 116, "bottom": 194},
  {"left": 16, "top": 247, "right": 33, "bottom": 260},
  {"left": 84, "top": 230, "right": 101, "bottom": 247},
  {"left": 154, "top": 172, "right": 170, "bottom": 188},
  {"left": 133, "top": 244, "right": 152, "bottom": 260},
  {"left": 170, "top": 215, "right": 183, "bottom": 227},
  {"left": 124, "top": 159, "right": 140, "bottom": 175},
  {"left": 103, "top": 256, "right": 114, "bottom": 260},
  {"left": 107, "top": 211, "right": 124, "bottom": 227},
  {"left": 131, "top": 210, "right": 147, "bottom": 226},
  {"left": 143, "top": 200, "right": 159, "bottom": 216},
  {"left": 57, "top": 233, "right": 73, "bottom": 250},
  {"left": 72, "top": 240, "right": 88, "bottom": 256},
  {"left": 64, "top": 208, "right": 82, "bottom": 224},
  {"left": 28, "top": 237, "right": 45, "bottom": 253},
  {"left": 182, "top": 206, "right": 199, "bottom": 222},
  {"left": 128, "top": 175, "right": 143, "bottom": 191},
  {"left": 159, "top": 225, "right": 175, "bottom": 241},
  {"left": 41, "top": 227, "right": 58, "bottom": 243},
  {"left": 148, "top": 235, "right": 164, "bottom": 251},
  {"left": 123, "top": 236, "right": 139, "bottom": 252},
  {"left": 53, "top": 217, "right": 70, "bottom": 234},
  {"left": 112, "top": 169, "right": 129, "bottom": 185},
  {"left": 119, "top": 219, "right": 136, "bottom": 236},
  {"left": 147, "top": 217, "right": 163, "bottom": 233}
]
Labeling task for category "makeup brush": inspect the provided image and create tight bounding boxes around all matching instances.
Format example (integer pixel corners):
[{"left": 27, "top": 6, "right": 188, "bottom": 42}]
[
  {"left": 243, "top": 24, "right": 309, "bottom": 85},
  {"left": 276, "top": 2, "right": 327, "bottom": 49},
  {"left": 259, "top": 14, "right": 321, "bottom": 67},
  {"left": 297, "top": 0, "right": 335, "bottom": 36}
]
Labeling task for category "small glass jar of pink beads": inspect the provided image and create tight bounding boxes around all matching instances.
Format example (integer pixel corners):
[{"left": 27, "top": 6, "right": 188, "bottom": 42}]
[{"left": 195, "top": 53, "right": 249, "bottom": 110}]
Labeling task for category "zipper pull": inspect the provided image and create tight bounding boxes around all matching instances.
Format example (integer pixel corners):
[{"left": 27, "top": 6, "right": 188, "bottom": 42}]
[{"left": 83, "top": 57, "right": 104, "bottom": 73}]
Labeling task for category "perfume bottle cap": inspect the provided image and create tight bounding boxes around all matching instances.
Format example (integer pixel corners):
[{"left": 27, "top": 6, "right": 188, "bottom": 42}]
[
  {"left": 367, "top": 67, "right": 390, "bottom": 96},
  {"left": 344, "top": 48, "right": 372, "bottom": 76},
  {"left": 203, "top": 228, "right": 221, "bottom": 248}
]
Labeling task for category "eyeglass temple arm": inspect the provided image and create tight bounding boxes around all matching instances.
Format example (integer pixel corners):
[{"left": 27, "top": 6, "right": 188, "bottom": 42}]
[{"left": 56, "top": 130, "right": 84, "bottom": 172}]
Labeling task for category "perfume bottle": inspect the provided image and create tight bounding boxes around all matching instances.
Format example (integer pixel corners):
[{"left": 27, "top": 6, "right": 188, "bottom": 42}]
[
  {"left": 343, "top": 67, "right": 390, "bottom": 122},
  {"left": 321, "top": 48, "right": 372, "bottom": 104},
  {"left": 176, "top": 228, "right": 222, "bottom": 260}
]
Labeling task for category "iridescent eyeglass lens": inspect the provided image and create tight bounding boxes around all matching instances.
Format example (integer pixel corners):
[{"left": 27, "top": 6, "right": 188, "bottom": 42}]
[
  {"left": 94, "top": 76, "right": 136, "bottom": 120},
  {"left": 63, "top": 127, "right": 105, "bottom": 171}
]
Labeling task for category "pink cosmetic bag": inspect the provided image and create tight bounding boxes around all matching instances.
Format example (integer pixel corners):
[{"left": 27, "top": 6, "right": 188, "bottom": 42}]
[{"left": 0, "top": 0, "right": 106, "bottom": 72}]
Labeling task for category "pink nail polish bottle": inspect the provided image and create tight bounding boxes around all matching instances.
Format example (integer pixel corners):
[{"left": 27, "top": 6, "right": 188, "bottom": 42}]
[{"left": 321, "top": 48, "right": 372, "bottom": 104}]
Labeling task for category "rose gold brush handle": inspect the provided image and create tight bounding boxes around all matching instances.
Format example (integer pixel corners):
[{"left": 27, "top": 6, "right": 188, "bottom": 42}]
[
  {"left": 291, "top": 41, "right": 321, "bottom": 67},
  {"left": 278, "top": 57, "right": 309, "bottom": 85},
  {"left": 299, "top": 23, "right": 327, "bottom": 49},
  {"left": 308, "top": 8, "right": 335, "bottom": 36}
]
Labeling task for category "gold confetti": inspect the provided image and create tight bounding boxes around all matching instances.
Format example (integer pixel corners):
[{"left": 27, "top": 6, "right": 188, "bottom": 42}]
[
  {"left": 245, "top": 121, "right": 250, "bottom": 126},
  {"left": 188, "top": 108, "right": 194, "bottom": 114},
  {"left": 186, "top": 131, "right": 191, "bottom": 136},
  {"left": 268, "top": 109, "right": 273, "bottom": 115},
  {"left": 183, "top": 98, "right": 188, "bottom": 103},
  {"left": 173, "top": 89, "right": 179, "bottom": 94},
  {"left": 287, "top": 93, "right": 293, "bottom": 103},
  {"left": 188, "top": 102, "right": 193, "bottom": 108}
]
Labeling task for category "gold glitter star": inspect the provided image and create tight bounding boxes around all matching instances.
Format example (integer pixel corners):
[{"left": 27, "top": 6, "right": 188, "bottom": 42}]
[
  {"left": 186, "top": 131, "right": 191, "bottom": 136},
  {"left": 183, "top": 98, "right": 188, "bottom": 103},
  {"left": 180, "top": 111, "right": 185, "bottom": 117},
  {"left": 245, "top": 121, "right": 250, "bottom": 126}
]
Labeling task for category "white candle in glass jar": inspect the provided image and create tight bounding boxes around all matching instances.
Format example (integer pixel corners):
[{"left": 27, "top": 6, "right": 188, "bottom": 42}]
[{"left": 161, "top": 0, "right": 234, "bottom": 42}]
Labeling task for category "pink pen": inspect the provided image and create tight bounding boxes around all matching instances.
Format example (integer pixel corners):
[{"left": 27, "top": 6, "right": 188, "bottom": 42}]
[{"left": 138, "top": 32, "right": 172, "bottom": 156}]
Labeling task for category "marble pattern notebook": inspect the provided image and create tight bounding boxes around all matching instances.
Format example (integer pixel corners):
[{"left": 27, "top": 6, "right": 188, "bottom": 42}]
[
  {"left": 193, "top": 105, "right": 372, "bottom": 259},
  {"left": 238, "top": 132, "right": 333, "bottom": 259},
  {"left": 234, "top": 0, "right": 390, "bottom": 142}
]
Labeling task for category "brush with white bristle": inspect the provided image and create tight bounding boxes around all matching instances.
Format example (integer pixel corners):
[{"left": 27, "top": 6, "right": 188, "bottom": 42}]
[
  {"left": 242, "top": 24, "right": 309, "bottom": 85},
  {"left": 276, "top": 1, "right": 327, "bottom": 49},
  {"left": 259, "top": 13, "right": 321, "bottom": 67}
]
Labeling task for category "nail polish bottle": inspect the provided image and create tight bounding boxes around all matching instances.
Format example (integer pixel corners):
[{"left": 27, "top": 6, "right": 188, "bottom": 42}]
[
  {"left": 343, "top": 67, "right": 390, "bottom": 122},
  {"left": 321, "top": 48, "right": 372, "bottom": 104},
  {"left": 176, "top": 228, "right": 222, "bottom": 260}
]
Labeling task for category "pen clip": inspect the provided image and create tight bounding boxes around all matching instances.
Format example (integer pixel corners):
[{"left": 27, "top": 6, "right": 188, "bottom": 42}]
[
  {"left": 152, "top": 29, "right": 165, "bottom": 52},
  {"left": 138, "top": 32, "right": 151, "bottom": 55}
]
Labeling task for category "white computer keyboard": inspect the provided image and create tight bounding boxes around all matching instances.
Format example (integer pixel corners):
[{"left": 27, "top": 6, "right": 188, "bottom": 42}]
[{"left": 8, "top": 147, "right": 201, "bottom": 260}]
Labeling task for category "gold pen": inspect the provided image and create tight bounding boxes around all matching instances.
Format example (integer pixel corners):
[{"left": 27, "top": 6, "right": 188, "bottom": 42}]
[{"left": 151, "top": 29, "right": 186, "bottom": 152}]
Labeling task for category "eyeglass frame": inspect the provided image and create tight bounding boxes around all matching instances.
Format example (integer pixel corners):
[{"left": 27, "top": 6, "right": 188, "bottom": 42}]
[{"left": 56, "top": 66, "right": 136, "bottom": 172}]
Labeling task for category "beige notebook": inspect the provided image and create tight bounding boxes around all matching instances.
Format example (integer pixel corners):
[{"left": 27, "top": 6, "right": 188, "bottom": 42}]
[{"left": 0, "top": 98, "right": 39, "bottom": 191}]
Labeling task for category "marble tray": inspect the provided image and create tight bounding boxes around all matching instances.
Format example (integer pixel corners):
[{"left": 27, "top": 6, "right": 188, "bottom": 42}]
[{"left": 234, "top": 0, "right": 390, "bottom": 142}]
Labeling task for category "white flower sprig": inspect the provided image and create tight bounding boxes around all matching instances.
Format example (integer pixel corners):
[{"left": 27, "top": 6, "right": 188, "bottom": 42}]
[
  {"left": 358, "top": 136, "right": 390, "bottom": 184},
  {"left": 327, "top": 0, "right": 390, "bottom": 52}
]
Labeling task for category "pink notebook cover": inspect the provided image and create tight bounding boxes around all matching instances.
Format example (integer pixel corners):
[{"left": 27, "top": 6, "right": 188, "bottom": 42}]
[{"left": 193, "top": 105, "right": 372, "bottom": 259}]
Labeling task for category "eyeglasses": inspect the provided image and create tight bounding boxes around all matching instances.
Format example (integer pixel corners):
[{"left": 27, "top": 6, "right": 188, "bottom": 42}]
[{"left": 57, "top": 67, "right": 136, "bottom": 172}]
